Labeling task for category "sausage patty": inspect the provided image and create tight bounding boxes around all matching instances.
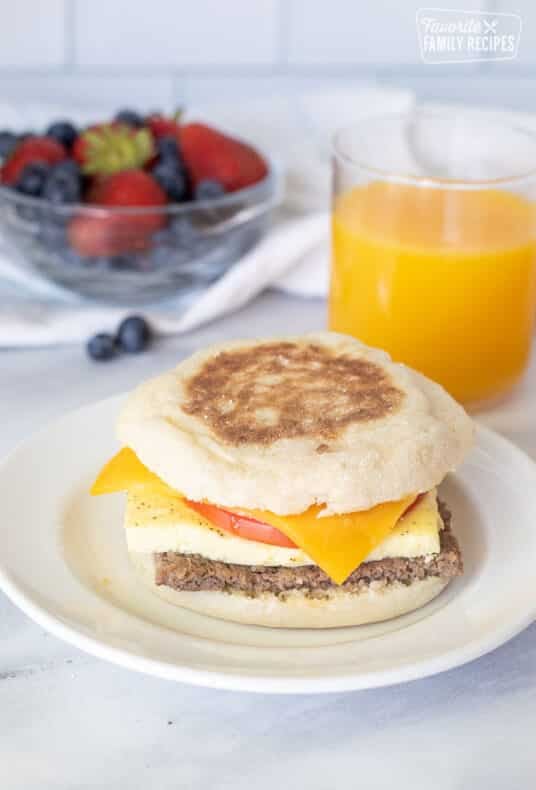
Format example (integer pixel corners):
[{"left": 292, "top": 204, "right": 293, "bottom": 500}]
[{"left": 154, "top": 501, "right": 462, "bottom": 597}]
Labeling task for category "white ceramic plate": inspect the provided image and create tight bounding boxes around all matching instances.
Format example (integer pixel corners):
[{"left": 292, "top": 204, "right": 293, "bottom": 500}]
[{"left": 1, "top": 395, "right": 536, "bottom": 694}]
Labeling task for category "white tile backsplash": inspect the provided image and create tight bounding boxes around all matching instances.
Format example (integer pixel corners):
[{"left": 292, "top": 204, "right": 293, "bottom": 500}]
[
  {"left": 286, "top": 0, "right": 488, "bottom": 65},
  {"left": 0, "top": 76, "right": 175, "bottom": 118},
  {"left": 0, "top": 0, "right": 531, "bottom": 113},
  {"left": 74, "top": 0, "right": 279, "bottom": 66},
  {"left": 287, "top": 0, "right": 421, "bottom": 65},
  {"left": 380, "top": 75, "right": 536, "bottom": 114},
  {"left": 492, "top": 1, "right": 534, "bottom": 64},
  {"left": 0, "top": 0, "right": 65, "bottom": 67},
  {"left": 179, "top": 75, "right": 395, "bottom": 104}
]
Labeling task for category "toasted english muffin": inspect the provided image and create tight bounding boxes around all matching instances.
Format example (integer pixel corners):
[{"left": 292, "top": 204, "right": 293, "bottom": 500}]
[{"left": 117, "top": 332, "right": 473, "bottom": 516}]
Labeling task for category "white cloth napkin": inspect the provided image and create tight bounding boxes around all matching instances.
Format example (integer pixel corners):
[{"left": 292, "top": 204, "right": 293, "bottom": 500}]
[
  {"left": 0, "top": 214, "right": 329, "bottom": 347},
  {"left": 0, "top": 86, "right": 414, "bottom": 347}
]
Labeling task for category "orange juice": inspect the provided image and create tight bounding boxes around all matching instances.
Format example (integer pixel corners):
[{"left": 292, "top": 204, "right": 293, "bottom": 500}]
[{"left": 330, "top": 182, "right": 536, "bottom": 404}]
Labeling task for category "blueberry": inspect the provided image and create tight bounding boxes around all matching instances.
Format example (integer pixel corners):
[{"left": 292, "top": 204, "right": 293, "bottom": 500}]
[
  {"left": 64, "top": 249, "right": 86, "bottom": 267},
  {"left": 15, "top": 163, "right": 50, "bottom": 197},
  {"left": 156, "top": 135, "right": 182, "bottom": 163},
  {"left": 87, "top": 333, "right": 117, "bottom": 361},
  {"left": 153, "top": 160, "right": 188, "bottom": 202},
  {"left": 116, "top": 315, "right": 151, "bottom": 353},
  {"left": 46, "top": 120, "right": 78, "bottom": 149},
  {"left": 108, "top": 255, "right": 137, "bottom": 270},
  {"left": 42, "top": 161, "right": 82, "bottom": 204},
  {"left": 51, "top": 159, "right": 81, "bottom": 177},
  {"left": 170, "top": 216, "right": 198, "bottom": 245},
  {"left": 0, "top": 130, "right": 18, "bottom": 159},
  {"left": 15, "top": 205, "right": 41, "bottom": 223},
  {"left": 115, "top": 109, "right": 144, "bottom": 128},
  {"left": 152, "top": 228, "right": 173, "bottom": 245},
  {"left": 39, "top": 221, "right": 67, "bottom": 249},
  {"left": 194, "top": 179, "right": 226, "bottom": 201},
  {"left": 149, "top": 244, "right": 173, "bottom": 269}
]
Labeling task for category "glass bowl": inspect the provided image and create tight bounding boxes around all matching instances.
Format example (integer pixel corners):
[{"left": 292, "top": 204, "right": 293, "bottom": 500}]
[{"left": 0, "top": 159, "right": 280, "bottom": 305}]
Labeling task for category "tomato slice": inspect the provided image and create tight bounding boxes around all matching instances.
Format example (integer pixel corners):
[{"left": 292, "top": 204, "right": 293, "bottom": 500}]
[
  {"left": 186, "top": 494, "right": 422, "bottom": 550},
  {"left": 185, "top": 500, "right": 297, "bottom": 548}
]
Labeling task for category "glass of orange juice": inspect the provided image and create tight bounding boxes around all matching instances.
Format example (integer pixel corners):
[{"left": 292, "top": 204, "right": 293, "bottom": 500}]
[{"left": 330, "top": 111, "right": 536, "bottom": 406}]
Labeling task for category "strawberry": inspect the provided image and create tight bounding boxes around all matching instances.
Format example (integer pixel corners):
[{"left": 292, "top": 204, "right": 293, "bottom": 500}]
[
  {"left": 178, "top": 123, "right": 268, "bottom": 192},
  {"left": 72, "top": 122, "right": 119, "bottom": 167},
  {"left": 1, "top": 136, "right": 66, "bottom": 185},
  {"left": 68, "top": 170, "right": 167, "bottom": 257},
  {"left": 68, "top": 214, "right": 151, "bottom": 257},
  {"left": 72, "top": 123, "right": 154, "bottom": 175},
  {"left": 146, "top": 112, "right": 182, "bottom": 140},
  {"left": 89, "top": 169, "right": 167, "bottom": 230}
]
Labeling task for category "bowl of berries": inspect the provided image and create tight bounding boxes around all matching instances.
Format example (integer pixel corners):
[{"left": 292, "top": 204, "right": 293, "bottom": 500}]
[{"left": 0, "top": 109, "right": 279, "bottom": 304}]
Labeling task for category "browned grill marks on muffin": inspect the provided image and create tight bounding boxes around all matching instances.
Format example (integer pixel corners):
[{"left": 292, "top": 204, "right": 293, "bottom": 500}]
[
  {"left": 155, "top": 502, "right": 461, "bottom": 596},
  {"left": 181, "top": 342, "right": 404, "bottom": 446}
]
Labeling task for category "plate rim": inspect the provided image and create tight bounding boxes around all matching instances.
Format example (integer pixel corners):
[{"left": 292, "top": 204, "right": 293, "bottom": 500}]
[{"left": 1, "top": 394, "right": 536, "bottom": 694}]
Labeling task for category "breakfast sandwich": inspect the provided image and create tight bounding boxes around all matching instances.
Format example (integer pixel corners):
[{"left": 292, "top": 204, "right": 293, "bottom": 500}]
[{"left": 91, "top": 332, "right": 474, "bottom": 629}]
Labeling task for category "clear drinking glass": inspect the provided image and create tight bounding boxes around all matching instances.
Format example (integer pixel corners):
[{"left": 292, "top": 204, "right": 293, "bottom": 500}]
[{"left": 329, "top": 111, "right": 536, "bottom": 406}]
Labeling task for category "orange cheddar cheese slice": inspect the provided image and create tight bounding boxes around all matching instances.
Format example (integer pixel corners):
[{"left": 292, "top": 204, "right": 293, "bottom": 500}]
[
  {"left": 91, "top": 447, "right": 416, "bottom": 584},
  {"left": 91, "top": 446, "right": 165, "bottom": 495}
]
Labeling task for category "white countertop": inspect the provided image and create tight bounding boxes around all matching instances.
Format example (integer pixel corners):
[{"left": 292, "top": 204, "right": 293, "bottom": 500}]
[{"left": 2, "top": 290, "right": 536, "bottom": 790}]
